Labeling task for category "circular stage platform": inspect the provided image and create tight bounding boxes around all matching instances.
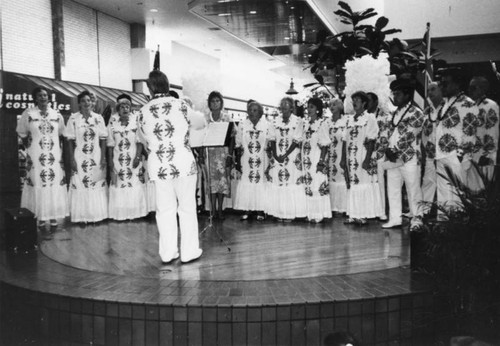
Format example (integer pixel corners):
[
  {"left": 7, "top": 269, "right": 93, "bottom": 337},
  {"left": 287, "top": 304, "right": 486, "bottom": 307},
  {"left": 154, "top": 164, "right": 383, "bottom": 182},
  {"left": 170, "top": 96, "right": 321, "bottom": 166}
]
[{"left": 0, "top": 213, "right": 435, "bottom": 345}]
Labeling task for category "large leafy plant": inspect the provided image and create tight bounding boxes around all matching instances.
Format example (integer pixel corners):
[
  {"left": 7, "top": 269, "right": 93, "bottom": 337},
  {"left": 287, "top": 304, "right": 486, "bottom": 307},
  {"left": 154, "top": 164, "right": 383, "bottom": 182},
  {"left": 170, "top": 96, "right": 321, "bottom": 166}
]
[
  {"left": 416, "top": 165, "right": 500, "bottom": 335},
  {"left": 308, "top": 1, "right": 401, "bottom": 75}
]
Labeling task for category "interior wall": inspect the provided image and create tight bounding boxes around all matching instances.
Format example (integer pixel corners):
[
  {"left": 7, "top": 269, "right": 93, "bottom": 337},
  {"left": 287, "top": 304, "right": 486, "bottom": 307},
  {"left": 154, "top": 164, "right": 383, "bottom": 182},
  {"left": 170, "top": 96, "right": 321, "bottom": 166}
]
[
  {"left": 96, "top": 12, "right": 132, "bottom": 90},
  {"left": 62, "top": 0, "right": 99, "bottom": 85},
  {"left": 0, "top": 0, "right": 54, "bottom": 78},
  {"left": 384, "top": 0, "right": 500, "bottom": 39}
]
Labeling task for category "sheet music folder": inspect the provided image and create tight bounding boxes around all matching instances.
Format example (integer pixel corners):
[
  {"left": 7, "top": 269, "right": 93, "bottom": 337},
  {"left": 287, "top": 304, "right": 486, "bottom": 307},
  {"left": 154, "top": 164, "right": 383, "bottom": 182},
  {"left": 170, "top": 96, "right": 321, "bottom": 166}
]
[{"left": 190, "top": 122, "right": 233, "bottom": 148}]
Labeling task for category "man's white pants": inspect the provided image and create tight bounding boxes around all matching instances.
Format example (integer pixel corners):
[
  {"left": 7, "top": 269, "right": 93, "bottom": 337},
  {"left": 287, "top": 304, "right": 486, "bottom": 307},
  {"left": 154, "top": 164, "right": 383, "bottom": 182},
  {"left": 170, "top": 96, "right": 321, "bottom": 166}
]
[
  {"left": 421, "top": 158, "right": 436, "bottom": 213},
  {"left": 436, "top": 155, "right": 464, "bottom": 211},
  {"left": 155, "top": 175, "right": 201, "bottom": 262},
  {"left": 386, "top": 158, "right": 423, "bottom": 223},
  {"left": 377, "top": 160, "right": 387, "bottom": 218}
]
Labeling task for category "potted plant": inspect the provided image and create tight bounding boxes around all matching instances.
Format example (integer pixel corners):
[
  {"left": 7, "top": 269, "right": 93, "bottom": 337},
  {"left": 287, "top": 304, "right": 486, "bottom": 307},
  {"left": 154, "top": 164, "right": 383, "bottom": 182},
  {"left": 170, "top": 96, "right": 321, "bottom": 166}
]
[{"left": 414, "top": 165, "right": 500, "bottom": 338}]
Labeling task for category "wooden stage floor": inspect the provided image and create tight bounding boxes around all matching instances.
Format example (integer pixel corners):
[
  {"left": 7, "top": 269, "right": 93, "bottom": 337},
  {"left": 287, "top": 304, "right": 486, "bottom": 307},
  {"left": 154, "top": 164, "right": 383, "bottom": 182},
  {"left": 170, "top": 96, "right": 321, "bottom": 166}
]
[
  {"left": 0, "top": 212, "right": 436, "bottom": 345},
  {"left": 39, "top": 213, "right": 410, "bottom": 281}
]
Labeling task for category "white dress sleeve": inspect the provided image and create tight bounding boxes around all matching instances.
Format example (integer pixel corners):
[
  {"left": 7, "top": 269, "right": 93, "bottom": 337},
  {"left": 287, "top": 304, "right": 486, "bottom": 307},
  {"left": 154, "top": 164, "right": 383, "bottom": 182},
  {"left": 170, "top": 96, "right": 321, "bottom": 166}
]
[
  {"left": 365, "top": 113, "right": 379, "bottom": 141},
  {"left": 95, "top": 114, "right": 108, "bottom": 139},
  {"left": 16, "top": 109, "right": 31, "bottom": 138},
  {"left": 57, "top": 113, "right": 66, "bottom": 136},
  {"left": 292, "top": 119, "right": 304, "bottom": 144},
  {"left": 64, "top": 114, "right": 77, "bottom": 140},
  {"left": 235, "top": 121, "right": 244, "bottom": 148},
  {"left": 317, "top": 119, "right": 332, "bottom": 147},
  {"left": 106, "top": 122, "right": 115, "bottom": 147}
]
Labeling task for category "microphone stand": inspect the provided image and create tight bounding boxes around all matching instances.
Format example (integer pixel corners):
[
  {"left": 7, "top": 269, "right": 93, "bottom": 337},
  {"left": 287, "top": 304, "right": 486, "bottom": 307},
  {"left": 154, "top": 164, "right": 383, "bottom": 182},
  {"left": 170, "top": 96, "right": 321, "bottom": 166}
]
[{"left": 200, "top": 146, "right": 231, "bottom": 252}]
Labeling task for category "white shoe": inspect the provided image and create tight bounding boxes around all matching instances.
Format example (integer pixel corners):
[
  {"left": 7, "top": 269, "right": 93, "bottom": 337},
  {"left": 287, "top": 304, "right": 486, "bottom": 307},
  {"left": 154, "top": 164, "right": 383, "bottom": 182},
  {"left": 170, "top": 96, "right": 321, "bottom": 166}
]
[
  {"left": 161, "top": 252, "right": 180, "bottom": 264},
  {"left": 402, "top": 212, "right": 412, "bottom": 218},
  {"left": 379, "top": 215, "right": 388, "bottom": 221},
  {"left": 382, "top": 220, "right": 402, "bottom": 228},
  {"left": 410, "top": 216, "right": 423, "bottom": 231},
  {"left": 181, "top": 249, "right": 202, "bottom": 264}
]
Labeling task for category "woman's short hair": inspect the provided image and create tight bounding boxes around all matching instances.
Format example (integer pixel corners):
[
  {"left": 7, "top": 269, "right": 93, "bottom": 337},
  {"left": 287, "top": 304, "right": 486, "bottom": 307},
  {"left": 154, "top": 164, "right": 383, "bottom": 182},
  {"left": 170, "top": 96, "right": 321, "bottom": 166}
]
[
  {"left": 208, "top": 91, "right": 224, "bottom": 109},
  {"left": 307, "top": 97, "right": 324, "bottom": 117},
  {"left": 77, "top": 90, "right": 92, "bottom": 104},
  {"left": 115, "top": 102, "right": 131, "bottom": 113},
  {"left": 147, "top": 70, "right": 170, "bottom": 94},
  {"left": 31, "top": 86, "right": 49, "bottom": 101},
  {"left": 351, "top": 91, "right": 369, "bottom": 108},
  {"left": 329, "top": 98, "right": 344, "bottom": 115},
  {"left": 248, "top": 101, "right": 263, "bottom": 116},
  {"left": 280, "top": 97, "right": 296, "bottom": 113},
  {"left": 366, "top": 92, "right": 378, "bottom": 104}
]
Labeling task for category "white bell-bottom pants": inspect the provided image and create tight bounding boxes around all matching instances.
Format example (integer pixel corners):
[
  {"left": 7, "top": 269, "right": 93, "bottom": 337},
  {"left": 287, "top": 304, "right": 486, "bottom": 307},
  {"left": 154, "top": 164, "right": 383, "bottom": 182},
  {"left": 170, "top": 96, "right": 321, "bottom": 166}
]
[
  {"left": 386, "top": 158, "right": 423, "bottom": 223},
  {"left": 154, "top": 175, "right": 202, "bottom": 262}
]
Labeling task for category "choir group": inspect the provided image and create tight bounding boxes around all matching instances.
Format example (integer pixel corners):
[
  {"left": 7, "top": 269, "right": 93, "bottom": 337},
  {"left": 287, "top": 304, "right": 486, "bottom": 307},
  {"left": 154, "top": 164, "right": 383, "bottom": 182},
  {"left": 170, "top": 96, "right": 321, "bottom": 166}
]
[{"left": 16, "top": 67, "right": 499, "bottom": 233}]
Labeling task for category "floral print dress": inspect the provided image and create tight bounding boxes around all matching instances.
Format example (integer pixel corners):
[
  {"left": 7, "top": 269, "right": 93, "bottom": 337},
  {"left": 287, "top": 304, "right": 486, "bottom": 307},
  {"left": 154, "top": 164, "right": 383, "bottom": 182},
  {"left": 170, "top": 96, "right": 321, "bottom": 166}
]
[
  {"left": 107, "top": 113, "right": 147, "bottom": 220},
  {"left": 206, "top": 111, "right": 231, "bottom": 195},
  {"left": 64, "top": 112, "right": 108, "bottom": 222},
  {"left": 265, "top": 114, "right": 306, "bottom": 219},
  {"left": 16, "top": 106, "right": 69, "bottom": 220},
  {"left": 298, "top": 117, "right": 332, "bottom": 220},
  {"left": 343, "top": 111, "right": 384, "bottom": 219},
  {"left": 327, "top": 116, "right": 347, "bottom": 212},
  {"left": 234, "top": 117, "right": 270, "bottom": 211}
]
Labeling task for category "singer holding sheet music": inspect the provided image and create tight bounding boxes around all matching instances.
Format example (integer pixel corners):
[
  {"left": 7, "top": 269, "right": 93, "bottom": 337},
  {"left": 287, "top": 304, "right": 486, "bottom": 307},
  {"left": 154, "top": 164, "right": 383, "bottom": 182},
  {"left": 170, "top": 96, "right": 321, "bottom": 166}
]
[
  {"left": 204, "top": 91, "right": 233, "bottom": 220},
  {"left": 138, "top": 70, "right": 206, "bottom": 264}
]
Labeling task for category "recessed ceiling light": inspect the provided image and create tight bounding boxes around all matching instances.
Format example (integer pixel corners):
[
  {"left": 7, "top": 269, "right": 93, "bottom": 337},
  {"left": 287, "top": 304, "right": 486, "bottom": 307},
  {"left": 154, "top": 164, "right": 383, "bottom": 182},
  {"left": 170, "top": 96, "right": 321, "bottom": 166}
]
[
  {"left": 150, "top": 8, "right": 158, "bottom": 12},
  {"left": 290, "top": 6, "right": 295, "bottom": 9},
  {"left": 249, "top": 10, "right": 257, "bottom": 14},
  {"left": 218, "top": 13, "right": 231, "bottom": 16},
  {"left": 284, "top": 37, "right": 290, "bottom": 40}
]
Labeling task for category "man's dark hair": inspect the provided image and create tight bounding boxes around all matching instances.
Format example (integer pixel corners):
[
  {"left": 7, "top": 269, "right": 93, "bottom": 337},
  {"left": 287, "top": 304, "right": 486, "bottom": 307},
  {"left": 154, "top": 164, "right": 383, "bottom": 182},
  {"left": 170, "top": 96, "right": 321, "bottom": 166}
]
[
  {"left": 147, "top": 70, "right": 170, "bottom": 94},
  {"left": 366, "top": 92, "right": 378, "bottom": 104},
  {"left": 351, "top": 91, "right": 369, "bottom": 108}
]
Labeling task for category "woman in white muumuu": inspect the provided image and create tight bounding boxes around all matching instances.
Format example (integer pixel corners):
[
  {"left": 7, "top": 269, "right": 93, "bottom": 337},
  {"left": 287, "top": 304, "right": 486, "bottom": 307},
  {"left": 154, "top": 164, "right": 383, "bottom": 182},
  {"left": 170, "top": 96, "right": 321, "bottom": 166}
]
[
  {"left": 340, "top": 91, "right": 384, "bottom": 225},
  {"left": 107, "top": 98, "right": 147, "bottom": 220},
  {"left": 65, "top": 90, "right": 108, "bottom": 223},
  {"left": 327, "top": 98, "right": 348, "bottom": 214},
  {"left": 16, "top": 86, "right": 69, "bottom": 227},
  {"left": 266, "top": 97, "right": 306, "bottom": 221},
  {"left": 299, "top": 97, "right": 332, "bottom": 223},
  {"left": 234, "top": 101, "right": 270, "bottom": 221}
]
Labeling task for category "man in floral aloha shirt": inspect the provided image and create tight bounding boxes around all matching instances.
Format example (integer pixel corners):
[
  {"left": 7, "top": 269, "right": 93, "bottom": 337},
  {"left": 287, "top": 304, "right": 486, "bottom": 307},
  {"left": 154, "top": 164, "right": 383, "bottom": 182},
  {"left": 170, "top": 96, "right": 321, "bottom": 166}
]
[{"left": 383, "top": 79, "right": 424, "bottom": 230}]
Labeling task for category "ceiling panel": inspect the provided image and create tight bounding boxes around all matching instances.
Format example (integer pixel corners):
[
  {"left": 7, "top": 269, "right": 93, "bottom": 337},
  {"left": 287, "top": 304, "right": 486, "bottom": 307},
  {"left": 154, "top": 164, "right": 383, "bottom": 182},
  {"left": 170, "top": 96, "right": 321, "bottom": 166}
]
[{"left": 189, "top": 0, "right": 329, "bottom": 68}]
